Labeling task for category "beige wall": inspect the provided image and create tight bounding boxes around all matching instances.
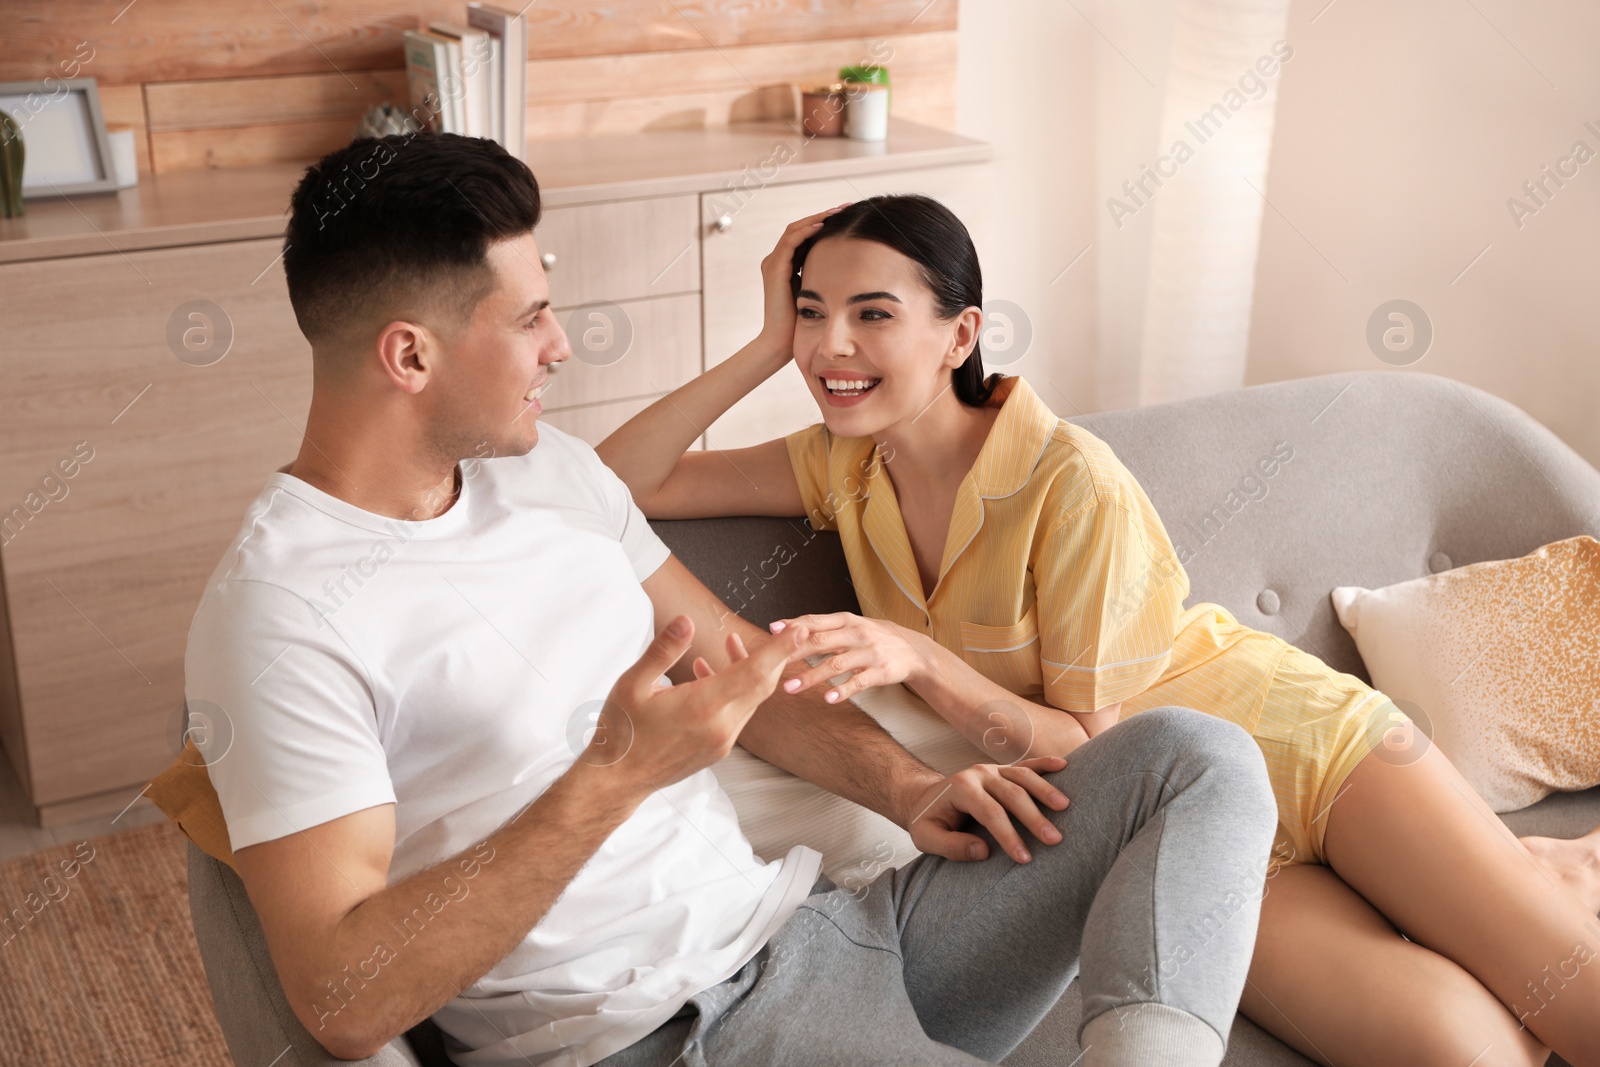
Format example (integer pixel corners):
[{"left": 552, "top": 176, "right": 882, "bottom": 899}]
[
  {"left": 1248, "top": 0, "right": 1600, "bottom": 469},
  {"left": 954, "top": 0, "right": 1101, "bottom": 418},
  {"left": 958, "top": 0, "right": 1600, "bottom": 469}
]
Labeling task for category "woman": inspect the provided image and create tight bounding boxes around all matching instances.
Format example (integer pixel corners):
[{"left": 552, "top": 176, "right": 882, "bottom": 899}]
[{"left": 598, "top": 196, "right": 1600, "bottom": 1066}]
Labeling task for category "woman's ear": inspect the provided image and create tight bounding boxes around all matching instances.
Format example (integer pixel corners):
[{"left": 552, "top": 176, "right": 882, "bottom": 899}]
[{"left": 943, "top": 305, "right": 983, "bottom": 370}]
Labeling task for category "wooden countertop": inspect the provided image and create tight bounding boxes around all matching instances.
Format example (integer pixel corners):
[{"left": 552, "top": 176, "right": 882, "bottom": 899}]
[{"left": 0, "top": 118, "right": 991, "bottom": 264}]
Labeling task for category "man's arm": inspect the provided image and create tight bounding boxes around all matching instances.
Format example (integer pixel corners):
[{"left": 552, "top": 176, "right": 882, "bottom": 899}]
[
  {"left": 641, "top": 556, "right": 1071, "bottom": 863},
  {"left": 642, "top": 555, "right": 942, "bottom": 823},
  {"left": 233, "top": 765, "right": 639, "bottom": 1059},
  {"left": 232, "top": 614, "right": 805, "bottom": 1059}
]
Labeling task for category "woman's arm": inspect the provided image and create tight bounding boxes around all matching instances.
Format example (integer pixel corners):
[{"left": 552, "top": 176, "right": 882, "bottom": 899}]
[
  {"left": 595, "top": 343, "right": 802, "bottom": 518},
  {"left": 596, "top": 205, "right": 848, "bottom": 518},
  {"left": 774, "top": 613, "right": 1111, "bottom": 761},
  {"left": 908, "top": 634, "right": 1114, "bottom": 760}
]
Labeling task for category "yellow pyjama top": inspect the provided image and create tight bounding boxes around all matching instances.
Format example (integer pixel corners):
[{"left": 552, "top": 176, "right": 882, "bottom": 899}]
[{"left": 785, "top": 375, "right": 1399, "bottom": 872}]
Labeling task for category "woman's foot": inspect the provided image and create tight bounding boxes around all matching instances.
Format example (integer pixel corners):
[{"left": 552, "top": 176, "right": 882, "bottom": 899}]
[{"left": 1520, "top": 828, "right": 1600, "bottom": 914}]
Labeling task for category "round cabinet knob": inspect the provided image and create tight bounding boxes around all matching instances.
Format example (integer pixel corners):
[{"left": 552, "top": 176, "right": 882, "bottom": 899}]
[
  {"left": 713, "top": 214, "right": 733, "bottom": 233},
  {"left": 540, "top": 252, "right": 557, "bottom": 269}
]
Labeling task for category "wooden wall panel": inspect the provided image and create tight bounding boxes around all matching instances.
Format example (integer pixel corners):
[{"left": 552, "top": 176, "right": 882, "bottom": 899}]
[
  {"left": 144, "top": 69, "right": 406, "bottom": 171},
  {"left": 97, "top": 83, "right": 152, "bottom": 174},
  {"left": 7, "top": 2, "right": 959, "bottom": 175},
  {"left": 526, "top": 86, "right": 801, "bottom": 141},
  {"left": 880, "top": 69, "right": 959, "bottom": 131},
  {"left": 1, "top": 0, "right": 957, "bottom": 83},
  {"left": 147, "top": 76, "right": 957, "bottom": 172},
  {"left": 149, "top": 118, "right": 370, "bottom": 173},
  {"left": 144, "top": 70, "right": 408, "bottom": 132},
  {"left": 520, "top": 74, "right": 956, "bottom": 144},
  {"left": 142, "top": 32, "right": 955, "bottom": 169},
  {"left": 520, "top": 32, "right": 950, "bottom": 106}
]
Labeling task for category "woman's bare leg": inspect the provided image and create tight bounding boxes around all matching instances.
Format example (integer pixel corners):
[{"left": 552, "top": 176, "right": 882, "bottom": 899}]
[
  {"left": 1242, "top": 863, "right": 1548, "bottom": 1067},
  {"left": 1320, "top": 744, "right": 1600, "bottom": 1062},
  {"left": 1521, "top": 825, "right": 1600, "bottom": 915}
]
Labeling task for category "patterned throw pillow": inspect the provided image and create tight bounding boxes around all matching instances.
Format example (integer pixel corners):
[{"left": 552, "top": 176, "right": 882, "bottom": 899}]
[{"left": 1331, "top": 535, "right": 1600, "bottom": 812}]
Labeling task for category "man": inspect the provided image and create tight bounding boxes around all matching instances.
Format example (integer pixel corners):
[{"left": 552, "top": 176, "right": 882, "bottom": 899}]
[{"left": 184, "top": 131, "right": 1277, "bottom": 1067}]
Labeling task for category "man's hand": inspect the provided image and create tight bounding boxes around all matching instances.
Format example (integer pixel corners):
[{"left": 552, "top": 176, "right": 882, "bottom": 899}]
[
  {"left": 902, "top": 756, "right": 1072, "bottom": 864},
  {"left": 592, "top": 614, "right": 809, "bottom": 796}
]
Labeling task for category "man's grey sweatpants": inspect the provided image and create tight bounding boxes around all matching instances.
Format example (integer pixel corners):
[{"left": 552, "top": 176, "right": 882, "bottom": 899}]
[{"left": 596, "top": 706, "right": 1278, "bottom": 1066}]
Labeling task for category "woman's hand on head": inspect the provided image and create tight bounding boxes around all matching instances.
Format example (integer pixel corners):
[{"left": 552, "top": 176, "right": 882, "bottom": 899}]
[
  {"left": 771, "top": 611, "right": 931, "bottom": 703},
  {"left": 754, "top": 204, "right": 851, "bottom": 363}
]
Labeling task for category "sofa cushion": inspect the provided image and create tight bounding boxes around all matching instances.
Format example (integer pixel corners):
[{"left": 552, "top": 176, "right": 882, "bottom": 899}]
[{"left": 1331, "top": 535, "right": 1600, "bottom": 811}]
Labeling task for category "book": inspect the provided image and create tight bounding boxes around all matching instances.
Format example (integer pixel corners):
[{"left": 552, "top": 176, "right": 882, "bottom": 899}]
[
  {"left": 466, "top": 2, "right": 527, "bottom": 159},
  {"left": 401, "top": 29, "right": 449, "bottom": 133},
  {"left": 404, "top": 28, "right": 466, "bottom": 133},
  {"left": 428, "top": 20, "right": 492, "bottom": 139},
  {"left": 432, "top": 29, "right": 466, "bottom": 134},
  {"left": 403, "top": 7, "right": 526, "bottom": 156},
  {"left": 472, "top": 13, "right": 502, "bottom": 144}
]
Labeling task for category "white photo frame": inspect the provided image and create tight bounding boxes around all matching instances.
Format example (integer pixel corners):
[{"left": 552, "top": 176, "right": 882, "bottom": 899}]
[{"left": 0, "top": 78, "right": 118, "bottom": 199}]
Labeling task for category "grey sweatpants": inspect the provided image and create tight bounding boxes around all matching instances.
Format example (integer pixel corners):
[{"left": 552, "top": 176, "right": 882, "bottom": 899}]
[{"left": 595, "top": 706, "right": 1278, "bottom": 1066}]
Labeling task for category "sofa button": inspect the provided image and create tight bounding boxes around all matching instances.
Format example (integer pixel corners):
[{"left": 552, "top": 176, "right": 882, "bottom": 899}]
[
  {"left": 1256, "top": 589, "right": 1281, "bottom": 616},
  {"left": 1429, "top": 551, "right": 1452, "bottom": 573}
]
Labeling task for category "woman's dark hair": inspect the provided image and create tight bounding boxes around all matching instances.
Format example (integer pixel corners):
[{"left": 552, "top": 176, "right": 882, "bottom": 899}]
[
  {"left": 283, "top": 132, "right": 542, "bottom": 355},
  {"left": 790, "top": 193, "right": 999, "bottom": 407}
]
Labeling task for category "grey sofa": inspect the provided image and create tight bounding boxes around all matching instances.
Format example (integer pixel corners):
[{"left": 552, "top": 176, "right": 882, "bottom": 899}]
[{"left": 187, "top": 371, "right": 1599, "bottom": 1066}]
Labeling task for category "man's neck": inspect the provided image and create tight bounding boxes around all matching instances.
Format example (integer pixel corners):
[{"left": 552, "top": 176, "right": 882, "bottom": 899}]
[
  {"left": 285, "top": 454, "right": 460, "bottom": 521},
  {"left": 283, "top": 393, "right": 461, "bottom": 521}
]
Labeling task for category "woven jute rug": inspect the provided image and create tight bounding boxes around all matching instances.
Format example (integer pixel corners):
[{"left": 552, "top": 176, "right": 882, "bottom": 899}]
[{"left": 0, "top": 819, "right": 232, "bottom": 1065}]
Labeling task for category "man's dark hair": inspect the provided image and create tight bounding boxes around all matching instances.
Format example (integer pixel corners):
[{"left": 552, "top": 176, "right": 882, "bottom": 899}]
[{"left": 283, "top": 132, "right": 542, "bottom": 358}]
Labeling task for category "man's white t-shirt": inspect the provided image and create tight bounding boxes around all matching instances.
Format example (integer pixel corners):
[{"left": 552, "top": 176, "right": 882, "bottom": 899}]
[{"left": 185, "top": 425, "right": 822, "bottom": 1067}]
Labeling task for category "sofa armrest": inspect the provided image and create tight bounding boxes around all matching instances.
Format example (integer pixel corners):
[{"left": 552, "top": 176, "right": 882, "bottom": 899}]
[{"left": 185, "top": 841, "right": 440, "bottom": 1066}]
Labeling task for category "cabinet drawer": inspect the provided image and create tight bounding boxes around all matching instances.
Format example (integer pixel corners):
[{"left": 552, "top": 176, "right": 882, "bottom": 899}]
[
  {"left": 544, "top": 293, "right": 700, "bottom": 410},
  {"left": 536, "top": 194, "right": 700, "bottom": 307}
]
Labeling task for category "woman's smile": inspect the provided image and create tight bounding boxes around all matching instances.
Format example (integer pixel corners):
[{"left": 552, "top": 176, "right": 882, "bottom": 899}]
[{"left": 819, "top": 373, "right": 883, "bottom": 405}]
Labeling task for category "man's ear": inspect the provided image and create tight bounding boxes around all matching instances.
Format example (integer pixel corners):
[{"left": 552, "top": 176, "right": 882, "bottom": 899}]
[
  {"left": 944, "top": 305, "right": 983, "bottom": 369},
  {"left": 374, "top": 319, "right": 433, "bottom": 395}
]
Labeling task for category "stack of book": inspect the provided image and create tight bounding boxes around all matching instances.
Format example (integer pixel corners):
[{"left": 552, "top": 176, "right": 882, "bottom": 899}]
[{"left": 402, "top": 3, "right": 527, "bottom": 159}]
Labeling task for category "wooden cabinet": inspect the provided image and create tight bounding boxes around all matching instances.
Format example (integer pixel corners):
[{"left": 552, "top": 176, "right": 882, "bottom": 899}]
[
  {"left": 0, "top": 238, "right": 311, "bottom": 821},
  {"left": 547, "top": 292, "right": 702, "bottom": 410},
  {"left": 538, "top": 195, "right": 699, "bottom": 308},
  {"left": 0, "top": 119, "right": 991, "bottom": 824}
]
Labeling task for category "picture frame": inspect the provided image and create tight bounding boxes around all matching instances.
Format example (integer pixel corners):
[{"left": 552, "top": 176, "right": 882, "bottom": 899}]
[{"left": 0, "top": 78, "right": 118, "bottom": 199}]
